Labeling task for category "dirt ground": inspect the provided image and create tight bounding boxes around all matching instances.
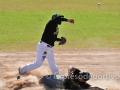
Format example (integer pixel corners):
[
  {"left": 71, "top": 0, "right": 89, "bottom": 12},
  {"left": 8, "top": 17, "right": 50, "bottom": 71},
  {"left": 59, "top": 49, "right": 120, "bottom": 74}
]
[{"left": 0, "top": 49, "right": 120, "bottom": 90}]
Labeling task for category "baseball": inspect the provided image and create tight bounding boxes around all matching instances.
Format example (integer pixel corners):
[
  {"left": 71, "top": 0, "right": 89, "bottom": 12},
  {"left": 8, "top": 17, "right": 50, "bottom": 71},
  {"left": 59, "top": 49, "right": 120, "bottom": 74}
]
[{"left": 98, "top": 3, "right": 101, "bottom": 7}]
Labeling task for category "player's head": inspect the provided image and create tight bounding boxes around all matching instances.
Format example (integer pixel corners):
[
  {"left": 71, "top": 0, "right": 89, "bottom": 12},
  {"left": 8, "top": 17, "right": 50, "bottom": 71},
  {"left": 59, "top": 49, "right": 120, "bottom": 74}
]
[
  {"left": 78, "top": 71, "right": 91, "bottom": 82},
  {"left": 51, "top": 13, "right": 61, "bottom": 19},
  {"left": 51, "top": 13, "right": 64, "bottom": 25}
]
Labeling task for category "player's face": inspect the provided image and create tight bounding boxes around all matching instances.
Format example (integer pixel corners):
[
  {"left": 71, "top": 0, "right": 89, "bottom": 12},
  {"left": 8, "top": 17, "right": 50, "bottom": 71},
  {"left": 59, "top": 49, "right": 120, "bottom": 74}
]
[{"left": 52, "top": 16, "right": 56, "bottom": 20}]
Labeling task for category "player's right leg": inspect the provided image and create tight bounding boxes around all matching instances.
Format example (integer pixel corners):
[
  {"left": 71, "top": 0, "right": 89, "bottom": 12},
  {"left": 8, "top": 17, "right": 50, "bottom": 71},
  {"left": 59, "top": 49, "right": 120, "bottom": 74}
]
[{"left": 46, "top": 48, "right": 60, "bottom": 75}]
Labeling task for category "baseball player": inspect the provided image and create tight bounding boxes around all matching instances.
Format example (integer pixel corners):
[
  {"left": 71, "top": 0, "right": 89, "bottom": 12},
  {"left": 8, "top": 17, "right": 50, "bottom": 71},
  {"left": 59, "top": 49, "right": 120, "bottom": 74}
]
[
  {"left": 17, "top": 13, "right": 74, "bottom": 79},
  {"left": 39, "top": 66, "right": 104, "bottom": 90}
]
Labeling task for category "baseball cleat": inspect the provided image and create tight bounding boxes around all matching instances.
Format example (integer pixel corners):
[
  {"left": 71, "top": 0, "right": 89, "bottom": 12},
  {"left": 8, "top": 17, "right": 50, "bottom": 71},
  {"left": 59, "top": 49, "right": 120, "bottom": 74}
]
[
  {"left": 17, "top": 68, "right": 21, "bottom": 79},
  {"left": 17, "top": 74, "right": 21, "bottom": 79}
]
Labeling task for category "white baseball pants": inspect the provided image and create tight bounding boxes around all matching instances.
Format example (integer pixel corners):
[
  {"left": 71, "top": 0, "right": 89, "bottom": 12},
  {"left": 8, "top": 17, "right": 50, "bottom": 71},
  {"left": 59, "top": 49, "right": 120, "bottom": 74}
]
[{"left": 20, "top": 41, "right": 60, "bottom": 75}]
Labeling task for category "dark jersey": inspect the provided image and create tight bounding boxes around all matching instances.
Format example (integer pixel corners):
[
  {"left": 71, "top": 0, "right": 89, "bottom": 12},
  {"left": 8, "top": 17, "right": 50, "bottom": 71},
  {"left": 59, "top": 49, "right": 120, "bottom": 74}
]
[
  {"left": 63, "top": 79, "right": 91, "bottom": 89},
  {"left": 63, "top": 69, "right": 91, "bottom": 89},
  {"left": 41, "top": 16, "right": 68, "bottom": 46},
  {"left": 40, "top": 74, "right": 91, "bottom": 89}
]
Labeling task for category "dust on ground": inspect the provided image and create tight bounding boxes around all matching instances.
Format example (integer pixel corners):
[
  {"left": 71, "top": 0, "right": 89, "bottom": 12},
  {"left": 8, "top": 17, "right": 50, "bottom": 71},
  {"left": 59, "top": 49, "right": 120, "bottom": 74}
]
[{"left": 0, "top": 49, "right": 120, "bottom": 90}]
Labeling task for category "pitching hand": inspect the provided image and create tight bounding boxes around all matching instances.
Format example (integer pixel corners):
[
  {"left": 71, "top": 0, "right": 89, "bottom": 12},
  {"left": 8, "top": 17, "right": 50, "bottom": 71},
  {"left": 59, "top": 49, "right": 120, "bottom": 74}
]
[{"left": 67, "top": 19, "right": 74, "bottom": 24}]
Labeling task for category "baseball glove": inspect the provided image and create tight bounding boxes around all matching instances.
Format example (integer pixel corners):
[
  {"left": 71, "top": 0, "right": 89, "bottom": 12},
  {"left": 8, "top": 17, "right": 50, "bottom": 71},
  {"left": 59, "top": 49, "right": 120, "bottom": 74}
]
[{"left": 59, "top": 37, "right": 66, "bottom": 45}]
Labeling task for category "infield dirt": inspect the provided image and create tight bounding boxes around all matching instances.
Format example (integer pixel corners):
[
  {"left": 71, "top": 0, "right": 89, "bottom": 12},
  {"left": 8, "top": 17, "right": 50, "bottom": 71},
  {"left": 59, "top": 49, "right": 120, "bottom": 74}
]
[{"left": 0, "top": 49, "right": 120, "bottom": 90}]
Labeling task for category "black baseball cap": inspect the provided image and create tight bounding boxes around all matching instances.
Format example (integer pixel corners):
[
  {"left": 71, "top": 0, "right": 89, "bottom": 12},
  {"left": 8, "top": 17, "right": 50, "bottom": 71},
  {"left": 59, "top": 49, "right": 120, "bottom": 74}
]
[{"left": 51, "top": 13, "right": 64, "bottom": 20}]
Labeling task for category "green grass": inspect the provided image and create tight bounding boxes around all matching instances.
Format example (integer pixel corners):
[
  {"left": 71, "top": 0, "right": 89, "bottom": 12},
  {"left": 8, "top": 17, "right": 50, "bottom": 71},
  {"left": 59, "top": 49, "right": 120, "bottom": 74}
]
[{"left": 0, "top": 0, "right": 120, "bottom": 50}]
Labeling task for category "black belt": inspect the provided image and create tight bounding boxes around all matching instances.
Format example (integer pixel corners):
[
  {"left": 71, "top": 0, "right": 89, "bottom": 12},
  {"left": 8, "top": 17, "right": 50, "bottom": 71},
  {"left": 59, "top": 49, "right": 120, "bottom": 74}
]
[
  {"left": 40, "top": 41, "right": 52, "bottom": 48},
  {"left": 47, "top": 45, "right": 52, "bottom": 48}
]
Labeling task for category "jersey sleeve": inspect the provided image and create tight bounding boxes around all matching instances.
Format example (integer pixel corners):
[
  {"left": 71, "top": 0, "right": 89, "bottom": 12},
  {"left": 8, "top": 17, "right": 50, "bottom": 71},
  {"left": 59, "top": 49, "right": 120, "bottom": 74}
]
[
  {"left": 55, "top": 38, "right": 61, "bottom": 41},
  {"left": 53, "top": 16, "right": 68, "bottom": 22},
  {"left": 73, "top": 68, "right": 81, "bottom": 76}
]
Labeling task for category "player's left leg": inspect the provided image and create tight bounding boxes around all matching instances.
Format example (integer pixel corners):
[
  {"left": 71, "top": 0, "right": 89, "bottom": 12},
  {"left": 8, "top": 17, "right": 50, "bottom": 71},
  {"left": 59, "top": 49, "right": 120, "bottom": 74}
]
[
  {"left": 46, "top": 48, "right": 60, "bottom": 75},
  {"left": 17, "top": 42, "right": 47, "bottom": 79}
]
